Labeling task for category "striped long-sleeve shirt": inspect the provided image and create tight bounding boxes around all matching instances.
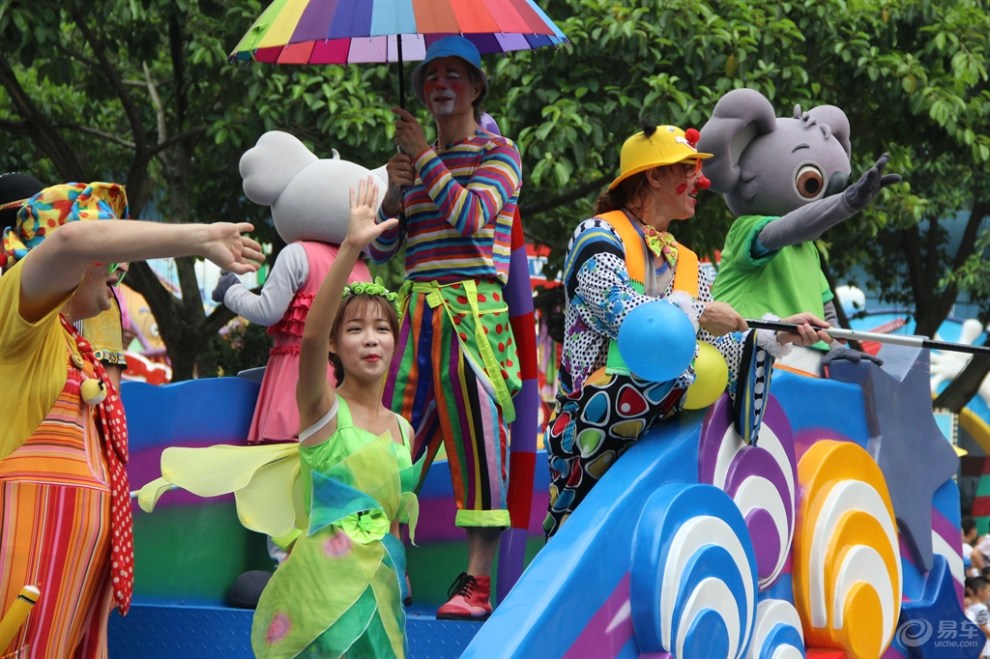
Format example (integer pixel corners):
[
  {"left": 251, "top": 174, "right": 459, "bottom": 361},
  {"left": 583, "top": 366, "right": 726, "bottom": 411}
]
[{"left": 370, "top": 129, "right": 522, "bottom": 284}]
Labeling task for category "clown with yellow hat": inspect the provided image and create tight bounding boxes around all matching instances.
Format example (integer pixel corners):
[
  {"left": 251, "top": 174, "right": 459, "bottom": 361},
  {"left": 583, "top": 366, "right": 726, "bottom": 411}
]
[{"left": 543, "top": 121, "right": 832, "bottom": 539}]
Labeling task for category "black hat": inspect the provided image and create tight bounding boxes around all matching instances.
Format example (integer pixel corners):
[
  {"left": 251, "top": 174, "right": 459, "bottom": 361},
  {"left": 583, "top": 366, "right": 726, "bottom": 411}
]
[{"left": 0, "top": 173, "right": 44, "bottom": 231}]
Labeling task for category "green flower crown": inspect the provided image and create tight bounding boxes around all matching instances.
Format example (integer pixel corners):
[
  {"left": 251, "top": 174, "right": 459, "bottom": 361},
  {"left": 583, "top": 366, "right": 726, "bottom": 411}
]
[{"left": 342, "top": 277, "right": 400, "bottom": 313}]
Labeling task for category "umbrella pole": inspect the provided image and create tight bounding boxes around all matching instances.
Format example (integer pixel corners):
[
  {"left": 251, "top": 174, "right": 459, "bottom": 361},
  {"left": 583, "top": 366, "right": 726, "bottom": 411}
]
[{"left": 397, "top": 35, "right": 405, "bottom": 109}]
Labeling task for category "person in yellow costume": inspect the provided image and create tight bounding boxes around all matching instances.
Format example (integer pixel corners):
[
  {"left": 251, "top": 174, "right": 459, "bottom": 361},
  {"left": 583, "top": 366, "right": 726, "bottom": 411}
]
[
  {"left": 0, "top": 180, "right": 263, "bottom": 658},
  {"left": 140, "top": 178, "right": 420, "bottom": 658}
]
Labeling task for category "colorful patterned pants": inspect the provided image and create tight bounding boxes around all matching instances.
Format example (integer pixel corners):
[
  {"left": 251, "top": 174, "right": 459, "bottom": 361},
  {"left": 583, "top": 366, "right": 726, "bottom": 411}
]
[
  {"left": 385, "top": 280, "right": 521, "bottom": 528},
  {"left": 543, "top": 369, "right": 685, "bottom": 538}
]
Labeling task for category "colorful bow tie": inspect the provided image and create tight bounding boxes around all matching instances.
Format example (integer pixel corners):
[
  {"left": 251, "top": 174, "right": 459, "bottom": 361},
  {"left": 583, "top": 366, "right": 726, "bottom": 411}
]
[{"left": 641, "top": 224, "right": 679, "bottom": 268}]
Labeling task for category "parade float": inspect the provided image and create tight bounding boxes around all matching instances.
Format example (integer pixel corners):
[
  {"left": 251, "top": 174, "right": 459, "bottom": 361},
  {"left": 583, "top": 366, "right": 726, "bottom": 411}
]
[{"left": 106, "top": 330, "right": 982, "bottom": 658}]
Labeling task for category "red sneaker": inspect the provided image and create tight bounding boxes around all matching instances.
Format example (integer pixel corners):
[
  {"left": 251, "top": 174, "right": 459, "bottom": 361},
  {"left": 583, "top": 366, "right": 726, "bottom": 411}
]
[{"left": 436, "top": 572, "right": 492, "bottom": 621}]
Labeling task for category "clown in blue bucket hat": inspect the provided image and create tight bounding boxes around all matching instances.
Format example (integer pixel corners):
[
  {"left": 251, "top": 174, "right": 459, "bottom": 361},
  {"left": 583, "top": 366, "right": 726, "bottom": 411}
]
[
  {"left": 377, "top": 32, "right": 525, "bottom": 622},
  {"left": 410, "top": 36, "right": 488, "bottom": 116}
]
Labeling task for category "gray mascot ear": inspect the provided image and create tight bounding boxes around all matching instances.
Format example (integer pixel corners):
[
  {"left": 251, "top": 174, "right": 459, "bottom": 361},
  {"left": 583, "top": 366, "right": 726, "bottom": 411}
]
[
  {"left": 697, "top": 89, "right": 778, "bottom": 194},
  {"left": 799, "top": 104, "right": 852, "bottom": 158},
  {"left": 239, "top": 131, "right": 318, "bottom": 207}
]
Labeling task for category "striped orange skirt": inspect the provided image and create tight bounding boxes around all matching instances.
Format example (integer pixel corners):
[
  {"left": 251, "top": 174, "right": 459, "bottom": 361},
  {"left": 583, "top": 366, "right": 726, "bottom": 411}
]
[{"left": 1, "top": 363, "right": 112, "bottom": 658}]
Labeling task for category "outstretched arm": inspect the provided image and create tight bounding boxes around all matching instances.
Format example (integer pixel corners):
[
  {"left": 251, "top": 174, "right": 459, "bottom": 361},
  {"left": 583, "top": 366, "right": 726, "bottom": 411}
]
[
  {"left": 756, "top": 153, "right": 901, "bottom": 252},
  {"left": 19, "top": 219, "right": 263, "bottom": 323},
  {"left": 297, "top": 178, "right": 399, "bottom": 435},
  {"left": 219, "top": 244, "right": 309, "bottom": 325}
]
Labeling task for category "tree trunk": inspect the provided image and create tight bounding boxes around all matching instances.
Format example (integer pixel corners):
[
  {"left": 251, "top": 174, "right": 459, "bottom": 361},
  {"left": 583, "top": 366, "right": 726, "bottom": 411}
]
[
  {"left": 933, "top": 341, "right": 990, "bottom": 413},
  {"left": 0, "top": 58, "right": 88, "bottom": 181}
]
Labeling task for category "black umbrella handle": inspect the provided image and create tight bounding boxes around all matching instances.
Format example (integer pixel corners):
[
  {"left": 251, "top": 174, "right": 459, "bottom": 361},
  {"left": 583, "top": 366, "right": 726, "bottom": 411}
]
[{"left": 397, "top": 34, "right": 406, "bottom": 110}]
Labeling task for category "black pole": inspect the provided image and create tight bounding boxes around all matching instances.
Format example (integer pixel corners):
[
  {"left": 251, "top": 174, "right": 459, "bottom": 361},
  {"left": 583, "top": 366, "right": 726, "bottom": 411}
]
[
  {"left": 745, "top": 318, "right": 990, "bottom": 357},
  {"left": 397, "top": 34, "right": 405, "bottom": 109}
]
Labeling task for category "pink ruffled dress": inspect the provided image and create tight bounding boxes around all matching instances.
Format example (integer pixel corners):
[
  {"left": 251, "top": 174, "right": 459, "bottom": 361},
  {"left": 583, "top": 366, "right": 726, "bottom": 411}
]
[{"left": 247, "top": 241, "right": 371, "bottom": 444}]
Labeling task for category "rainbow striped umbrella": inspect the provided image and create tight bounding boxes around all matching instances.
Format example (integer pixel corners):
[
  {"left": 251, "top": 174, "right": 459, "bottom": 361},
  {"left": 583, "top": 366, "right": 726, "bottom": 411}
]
[{"left": 229, "top": 0, "right": 568, "bottom": 105}]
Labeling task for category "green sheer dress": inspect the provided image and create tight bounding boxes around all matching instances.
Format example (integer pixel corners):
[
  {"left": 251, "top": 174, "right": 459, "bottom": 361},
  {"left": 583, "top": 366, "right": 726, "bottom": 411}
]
[{"left": 137, "top": 396, "right": 420, "bottom": 659}]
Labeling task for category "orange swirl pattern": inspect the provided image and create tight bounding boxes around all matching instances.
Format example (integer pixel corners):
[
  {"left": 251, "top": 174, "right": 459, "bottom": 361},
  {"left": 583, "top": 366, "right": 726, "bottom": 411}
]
[{"left": 792, "top": 440, "right": 901, "bottom": 657}]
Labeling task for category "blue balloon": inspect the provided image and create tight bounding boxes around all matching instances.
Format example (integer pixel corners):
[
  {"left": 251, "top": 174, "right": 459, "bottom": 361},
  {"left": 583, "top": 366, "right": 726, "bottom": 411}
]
[{"left": 618, "top": 301, "right": 696, "bottom": 382}]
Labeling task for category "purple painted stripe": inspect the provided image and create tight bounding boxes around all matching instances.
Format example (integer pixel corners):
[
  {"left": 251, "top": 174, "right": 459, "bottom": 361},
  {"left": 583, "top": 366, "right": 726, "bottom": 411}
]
[
  {"left": 724, "top": 449, "right": 793, "bottom": 527},
  {"left": 791, "top": 427, "right": 856, "bottom": 461},
  {"left": 511, "top": 379, "right": 539, "bottom": 454},
  {"left": 898, "top": 533, "right": 918, "bottom": 569},
  {"left": 291, "top": 0, "right": 338, "bottom": 42},
  {"left": 497, "top": 527, "right": 528, "bottom": 594},
  {"left": 414, "top": 497, "right": 462, "bottom": 540},
  {"left": 930, "top": 508, "right": 959, "bottom": 547},
  {"left": 697, "top": 395, "right": 732, "bottom": 484},
  {"left": 505, "top": 245, "right": 533, "bottom": 318},
  {"left": 328, "top": 0, "right": 373, "bottom": 39},
  {"left": 564, "top": 574, "right": 634, "bottom": 658},
  {"left": 526, "top": 489, "right": 549, "bottom": 534},
  {"left": 882, "top": 643, "right": 907, "bottom": 659},
  {"left": 130, "top": 446, "right": 235, "bottom": 508},
  {"left": 931, "top": 509, "right": 966, "bottom": 606}
]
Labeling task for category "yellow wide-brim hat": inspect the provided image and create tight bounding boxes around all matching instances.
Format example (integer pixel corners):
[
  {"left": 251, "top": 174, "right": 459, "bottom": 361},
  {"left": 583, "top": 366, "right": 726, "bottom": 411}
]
[{"left": 609, "top": 126, "right": 713, "bottom": 190}]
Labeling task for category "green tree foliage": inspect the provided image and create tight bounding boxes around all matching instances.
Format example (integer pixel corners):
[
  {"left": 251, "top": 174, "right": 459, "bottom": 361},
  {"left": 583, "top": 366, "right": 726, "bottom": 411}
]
[
  {"left": 1, "top": 0, "right": 988, "bottom": 406},
  {"left": 0, "top": 0, "right": 405, "bottom": 379},
  {"left": 495, "top": 0, "right": 989, "bottom": 409}
]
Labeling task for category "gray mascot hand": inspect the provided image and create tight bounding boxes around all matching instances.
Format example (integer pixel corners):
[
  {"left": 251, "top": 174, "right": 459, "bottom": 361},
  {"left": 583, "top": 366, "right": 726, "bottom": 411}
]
[
  {"left": 843, "top": 153, "right": 902, "bottom": 210},
  {"left": 821, "top": 346, "right": 884, "bottom": 367},
  {"left": 212, "top": 272, "right": 239, "bottom": 303}
]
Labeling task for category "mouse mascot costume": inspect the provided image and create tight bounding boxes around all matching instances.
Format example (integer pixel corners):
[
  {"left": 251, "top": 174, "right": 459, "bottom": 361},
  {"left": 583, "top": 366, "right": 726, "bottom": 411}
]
[
  {"left": 697, "top": 88, "right": 900, "bottom": 368},
  {"left": 213, "top": 131, "right": 382, "bottom": 444}
]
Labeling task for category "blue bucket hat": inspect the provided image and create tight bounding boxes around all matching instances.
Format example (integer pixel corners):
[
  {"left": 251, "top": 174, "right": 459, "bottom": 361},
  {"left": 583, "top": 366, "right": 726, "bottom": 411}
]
[{"left": 411, "top": 36, "right": 488, "bottom": 106}]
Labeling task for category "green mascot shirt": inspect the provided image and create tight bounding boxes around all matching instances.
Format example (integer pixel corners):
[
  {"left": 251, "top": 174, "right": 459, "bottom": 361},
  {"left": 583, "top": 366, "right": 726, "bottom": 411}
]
[{"left": 712, "top": 214, "right": 833, "bottom": 321}]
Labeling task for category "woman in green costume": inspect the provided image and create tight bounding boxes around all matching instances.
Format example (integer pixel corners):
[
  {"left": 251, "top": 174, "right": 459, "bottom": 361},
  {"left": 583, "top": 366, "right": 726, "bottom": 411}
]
[
  {"left": 138, "top": 178, "right": 417, "bottom": 657},
  {"left": 248, "top": 177, "right": 416, "bottom": 658}
]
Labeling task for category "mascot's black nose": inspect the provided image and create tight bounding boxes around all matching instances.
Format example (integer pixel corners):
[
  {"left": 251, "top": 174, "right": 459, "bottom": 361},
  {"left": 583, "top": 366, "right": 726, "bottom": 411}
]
[{"left": 825, "top": 172, "right": 850, "bottom": 197}]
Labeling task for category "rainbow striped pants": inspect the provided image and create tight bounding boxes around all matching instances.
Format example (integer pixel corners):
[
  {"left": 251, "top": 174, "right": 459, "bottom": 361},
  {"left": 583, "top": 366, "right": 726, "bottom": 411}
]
[{"left": 385, "top": 280, "right": 521, "bottom": 528}]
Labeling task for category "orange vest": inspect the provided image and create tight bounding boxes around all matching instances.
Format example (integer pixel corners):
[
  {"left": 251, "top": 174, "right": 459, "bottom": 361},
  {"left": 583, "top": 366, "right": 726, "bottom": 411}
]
[
  {"left": 596, "top": 210, "right": 699, "bottom": 297},
  {"left": 596, "top": 210, "right": 699, "bottom": 376}
]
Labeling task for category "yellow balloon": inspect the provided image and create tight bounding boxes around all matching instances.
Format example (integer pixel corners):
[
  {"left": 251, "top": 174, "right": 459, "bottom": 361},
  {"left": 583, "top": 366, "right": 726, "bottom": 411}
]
[{"left": 683, "top": 342, "right": 729, "bottom": 410}]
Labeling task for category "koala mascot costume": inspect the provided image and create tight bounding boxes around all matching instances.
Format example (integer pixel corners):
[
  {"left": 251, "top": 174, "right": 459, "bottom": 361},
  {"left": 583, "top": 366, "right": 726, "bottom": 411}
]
[
  {"left": 697, "top": 89, "right": 900, "bottom": 357},
  {"left": 213, "top": 131, "right": 383, "bottom": 444}
]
